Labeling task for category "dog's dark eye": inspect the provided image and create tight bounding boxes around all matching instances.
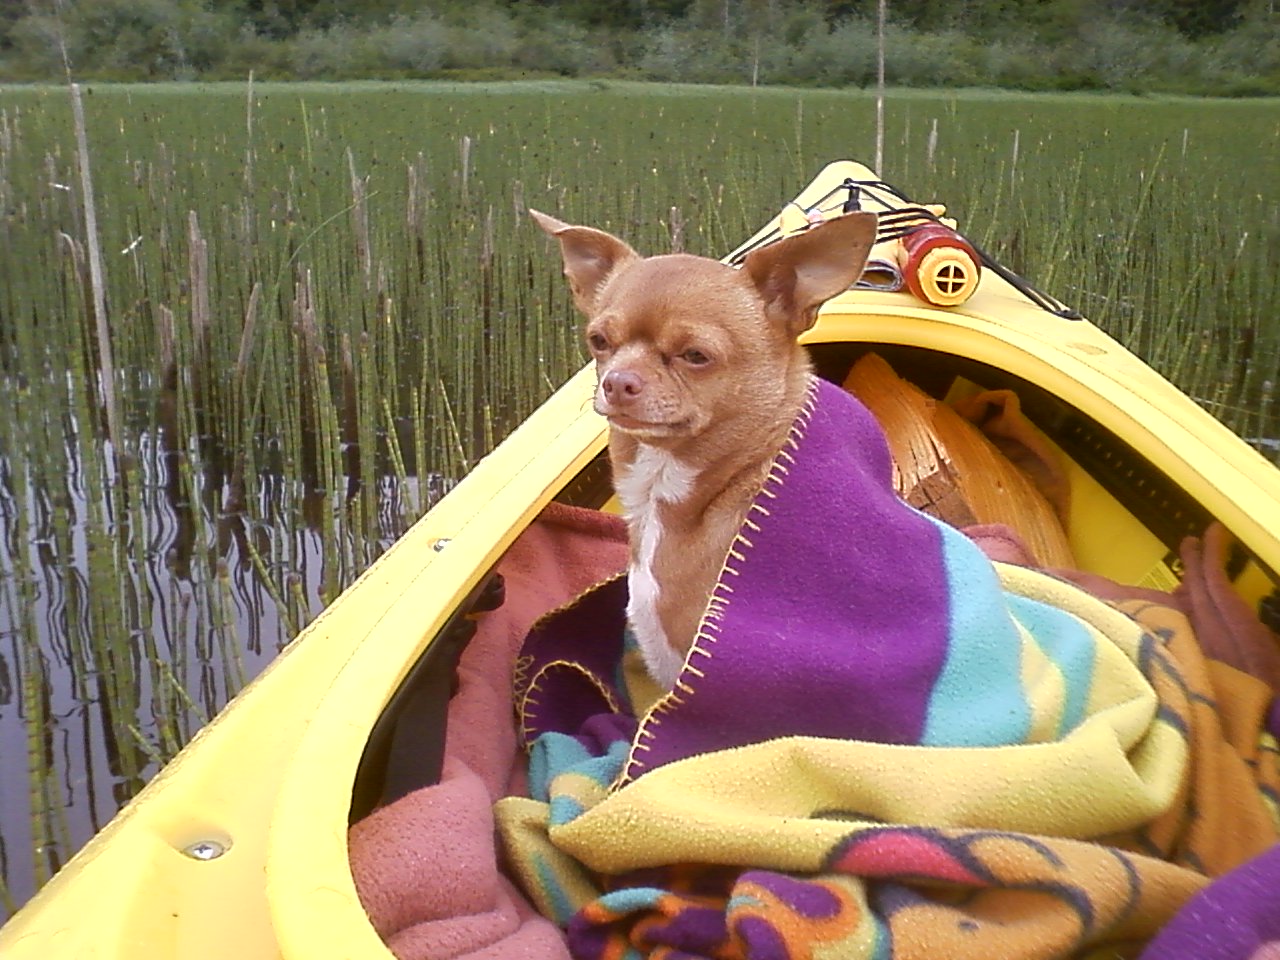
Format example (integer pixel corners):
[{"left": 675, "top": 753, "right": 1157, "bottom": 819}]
[
  {"left": 587, "top": 332, "right": 609, "bottom": 352},
  {"left": 681, "top": 348, "right": 711, "bottom": 366}
]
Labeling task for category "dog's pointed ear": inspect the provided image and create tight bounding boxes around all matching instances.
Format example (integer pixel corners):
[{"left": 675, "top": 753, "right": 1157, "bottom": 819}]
[
  {"left": 530, "top": 209, "right": 639, "bottom": 315},
  {"left": 742, "top": 212, "right": 878, "bottom": 336}
]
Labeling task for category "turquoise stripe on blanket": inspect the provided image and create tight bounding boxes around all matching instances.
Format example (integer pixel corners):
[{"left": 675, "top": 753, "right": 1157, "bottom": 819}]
[
  {"left": 531, "top": 730, "right": 630, "bottom": 825},
  {"left": 922, "top": 519, "right": 1033, "bottom": 747},
  {"left": 1006, "top": 592, "right": 1097, "bottom": 737},
  {"left": 529, "top": 732, "right": 594, "bottom": 801},
  {"left": 533, "top": 852, "right": 579, "bottom": 925}
]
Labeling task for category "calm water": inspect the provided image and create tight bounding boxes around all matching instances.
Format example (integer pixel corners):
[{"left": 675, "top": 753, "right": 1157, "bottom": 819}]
[{"left": 0, "top": 374, "right": 446, "bottom": 912}]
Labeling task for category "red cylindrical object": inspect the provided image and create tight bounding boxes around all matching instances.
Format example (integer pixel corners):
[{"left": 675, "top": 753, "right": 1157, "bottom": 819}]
[{"left": 900, "top": 224, "right": 981, "bottom": 307}]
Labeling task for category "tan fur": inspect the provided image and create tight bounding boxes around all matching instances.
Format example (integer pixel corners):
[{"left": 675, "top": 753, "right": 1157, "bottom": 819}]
[{"left": 532, "top": 208, "right": 878, "bottom": 680}]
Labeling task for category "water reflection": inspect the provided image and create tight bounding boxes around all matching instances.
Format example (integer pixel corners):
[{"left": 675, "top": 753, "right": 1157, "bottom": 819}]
[{"left": 0, "top": 366, "right": 447, "bottom": 916}]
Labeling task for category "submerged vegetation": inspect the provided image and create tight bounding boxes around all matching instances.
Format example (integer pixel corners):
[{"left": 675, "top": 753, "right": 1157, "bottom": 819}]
[{"left": 0, "top": 79, "right": 1277, "bottom": 914}]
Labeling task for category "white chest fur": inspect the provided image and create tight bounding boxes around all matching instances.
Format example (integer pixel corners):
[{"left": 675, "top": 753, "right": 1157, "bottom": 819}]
[{"left": 614, "top": 446, "right": 698, "bottom": 689}]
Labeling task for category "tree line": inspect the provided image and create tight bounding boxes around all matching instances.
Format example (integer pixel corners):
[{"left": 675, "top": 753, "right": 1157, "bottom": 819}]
[{"left": 2, "top": 0, "right": 1277, "bottom": 94}]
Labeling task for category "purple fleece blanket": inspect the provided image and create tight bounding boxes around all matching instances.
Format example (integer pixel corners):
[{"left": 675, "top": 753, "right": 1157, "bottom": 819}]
[
  {"left": 1141, "top": 842, "right": 1280, "bottom": 959},
  {"left": 518, "top": 376, "right": 1095, "bottom": 778}
]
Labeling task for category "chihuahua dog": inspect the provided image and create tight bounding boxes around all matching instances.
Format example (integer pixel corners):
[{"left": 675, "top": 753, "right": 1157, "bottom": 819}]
[{"left": 531, "top": 209, "right": 878, "bottom": 688}]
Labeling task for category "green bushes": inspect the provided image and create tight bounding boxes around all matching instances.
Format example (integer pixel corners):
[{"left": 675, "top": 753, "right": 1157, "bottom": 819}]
[
  {"left": 6, "top": 0, "right": 241, "bottom": 81},
  {"left": 624, "top": 9, "right": 1280, "bottom": 94},
  {"left": 786, "top": 18, "right": 880, "bottom": 87},
  {"left": 0, "top": 0, "right": 1277, "bottom": 94}
]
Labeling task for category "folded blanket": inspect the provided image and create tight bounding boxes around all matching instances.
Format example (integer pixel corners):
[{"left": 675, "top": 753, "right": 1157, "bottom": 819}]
[
  {"left": 1174, "top": 522, "right": 1280, "bottom": 694},
  {"left": 497, "top": 575, "right": 1278, "bottom": 959},
  {"left": 494, "top": 378, "right": 1280, "bottom": 960}
]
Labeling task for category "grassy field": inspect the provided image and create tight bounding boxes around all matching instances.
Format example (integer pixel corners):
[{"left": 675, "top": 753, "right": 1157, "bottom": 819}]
[{"left": 0, "top": 79, "right": 1277, "bottom": 914}]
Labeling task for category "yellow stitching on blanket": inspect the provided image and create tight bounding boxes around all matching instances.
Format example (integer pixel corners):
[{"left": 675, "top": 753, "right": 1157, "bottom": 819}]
[
  {"left": 512, "top": 654, "right": 534, "bottom": 695},
  {"left": 798, "top": 387, "right": 818, "bottom": 418},
  {"left": 515, "top": 572, "right": 625, "bottom": 705},
  {"left": 696, "top": 617, "right": 724, "bottom": 636},
  {"left": 634, "top": 716, "right": 665, "bottom": 742},
  {"left": 518, "top": 658, "right": 621, "bottom": 748},
  {"left": 618, "top": 377, "right": 820, "bottom": 785},
  {"left": 525, "top": 571, "right": 627, "bottom": 639},
  {"left": 687, "top": 643, "right": 714, "bottom": 662}
]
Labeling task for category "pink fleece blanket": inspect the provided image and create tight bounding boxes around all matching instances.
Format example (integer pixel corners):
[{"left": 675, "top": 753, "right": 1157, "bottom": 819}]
[
  {"left": 348, "top": 504, "right": 1279, "bottom": 960},
  {"left": 348, "top": 502, "right": 627, "bottom": 960}
]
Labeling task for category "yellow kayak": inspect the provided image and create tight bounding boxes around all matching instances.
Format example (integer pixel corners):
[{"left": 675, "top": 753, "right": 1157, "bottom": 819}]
[{"left": 2, "top": 159, "right": 1277, "bottom": 959}]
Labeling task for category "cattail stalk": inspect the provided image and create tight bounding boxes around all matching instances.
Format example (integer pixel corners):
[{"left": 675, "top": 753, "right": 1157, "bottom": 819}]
[{"left": 70, "top": 82, "right": 120, "bottom": 448}]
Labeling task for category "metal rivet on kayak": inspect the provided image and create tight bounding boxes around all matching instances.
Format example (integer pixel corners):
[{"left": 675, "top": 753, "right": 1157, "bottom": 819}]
[
  {"left": 182, "top": 840, "right": 227, "bottom": 861},
  {"left": 432, "top": 538, "right": 451, "bottom": 552}
]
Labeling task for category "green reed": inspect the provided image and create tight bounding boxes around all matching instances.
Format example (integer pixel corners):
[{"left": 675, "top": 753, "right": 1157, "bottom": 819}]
[{"left": 0, "top": 79, "right": 1276, "bottom": 914}]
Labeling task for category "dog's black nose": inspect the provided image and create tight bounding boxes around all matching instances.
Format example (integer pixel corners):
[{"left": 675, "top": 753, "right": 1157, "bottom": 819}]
[{"left": 602, "top": 370, "right": 644, "bottom": 401}]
